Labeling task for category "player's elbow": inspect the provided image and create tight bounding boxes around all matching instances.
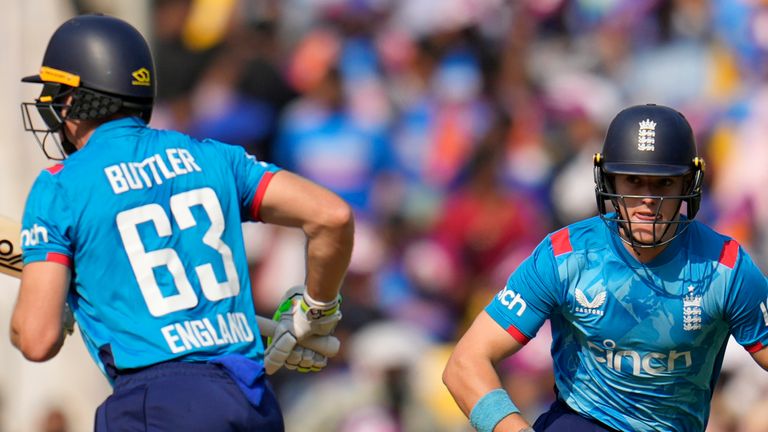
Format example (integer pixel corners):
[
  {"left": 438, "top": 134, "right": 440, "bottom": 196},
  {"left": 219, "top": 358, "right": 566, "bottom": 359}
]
[
  {"left": 326, "top": 199, "right": 354, "bottom": 233},
  {"left": 308, "top": 199, "right": 355, "bottom": 240},
  {"left": 18, "top": 338, "right": 61, "bottom": 362},
  {"left": 443, "top": 349, "right": 468, "bottom": 393},
  {"left": 11, "top": 323, "right": 62, "bottom": 362}
]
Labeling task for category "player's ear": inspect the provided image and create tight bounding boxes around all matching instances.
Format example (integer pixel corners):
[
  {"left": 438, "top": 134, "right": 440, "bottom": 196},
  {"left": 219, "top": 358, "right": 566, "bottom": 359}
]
[{"left": 60, "top": 93, "right": 74, "bottom": 118}]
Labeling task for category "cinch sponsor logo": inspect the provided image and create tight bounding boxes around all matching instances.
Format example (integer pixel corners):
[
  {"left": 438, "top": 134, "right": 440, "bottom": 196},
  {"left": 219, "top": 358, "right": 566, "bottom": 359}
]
[
  {"left": 760, "top": 296, "right": 768, "bottom": 327},
  {"left": 497, "top": 286, "right": 527, "bottom": 317},
  {"left": 588, "top": 339, "right": 692, "bottom": 376},
  {"left": 21, "top": 224, "right": 49, "bottom": 247}
]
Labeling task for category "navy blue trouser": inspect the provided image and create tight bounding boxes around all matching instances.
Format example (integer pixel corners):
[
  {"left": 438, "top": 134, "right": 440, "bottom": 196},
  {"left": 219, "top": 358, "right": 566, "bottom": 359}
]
[
  {"left": 94, "top": 362, "right": 283, "bottom": 431},
  {"left": 533, "top": 399, "right": 620, "bottom": 432}
]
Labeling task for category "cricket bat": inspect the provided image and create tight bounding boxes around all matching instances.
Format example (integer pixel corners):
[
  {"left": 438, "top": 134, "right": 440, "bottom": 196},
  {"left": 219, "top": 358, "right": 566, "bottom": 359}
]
[{"left": 0, "top": 215, "right": 23, "bottom": 279}]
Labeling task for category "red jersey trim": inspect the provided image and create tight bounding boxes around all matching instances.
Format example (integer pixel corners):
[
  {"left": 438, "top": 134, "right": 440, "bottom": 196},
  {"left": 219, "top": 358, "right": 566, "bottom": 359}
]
[
  {"left": 718, "top": 239, "right": 739, "bottom": 269},
  {"left": 551, "top": 228, "right": 572, "bottom": 256},
  {"left": 46, "top": 164, "right": 64, "bottom": 175},
  {"left": 250, "top": 171, "right": 276, "bottom": 222},
  {"left": 46, "top": 252, "right": 72, "bottom": 267},
  {"left": 745, "top": 341, "right": 764, "bottom": 354},
  {"left": 506, "top": 325, "right": 531, "bottom": 345}
]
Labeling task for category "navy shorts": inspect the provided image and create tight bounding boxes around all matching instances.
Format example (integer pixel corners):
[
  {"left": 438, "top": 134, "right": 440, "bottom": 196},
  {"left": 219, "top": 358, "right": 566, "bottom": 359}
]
[
  {"left": 532, "top": 399, "right": 620, "bottom": 432},
  {"left": 94, "top": 362, "right": 283, "bottom": 431}
]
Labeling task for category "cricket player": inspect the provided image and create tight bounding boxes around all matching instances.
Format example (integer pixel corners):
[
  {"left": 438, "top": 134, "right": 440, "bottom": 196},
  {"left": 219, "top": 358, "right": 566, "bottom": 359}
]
[
  {"left": 10, "top": 14, "right": 354, "bottom": 431},
  {"left": 444, "top": 104, "right": 768, "bottom": 431}
]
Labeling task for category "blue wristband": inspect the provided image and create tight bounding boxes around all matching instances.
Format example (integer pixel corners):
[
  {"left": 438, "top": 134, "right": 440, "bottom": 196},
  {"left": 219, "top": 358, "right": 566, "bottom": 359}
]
[{"left": 469, "top": 388, "right": 519, "bottom": 432}]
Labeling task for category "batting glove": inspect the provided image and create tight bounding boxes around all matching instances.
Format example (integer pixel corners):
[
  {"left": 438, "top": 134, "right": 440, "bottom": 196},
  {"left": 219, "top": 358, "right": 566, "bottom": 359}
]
[
  {"left": 284, "top": 345, "right": 329, "bottom": 373},
  {"left": 263, "top": 286, "right": 342, "bottom": 375},
  {"left": 293, "top": 287, "right": 342, "bottom": 340}
]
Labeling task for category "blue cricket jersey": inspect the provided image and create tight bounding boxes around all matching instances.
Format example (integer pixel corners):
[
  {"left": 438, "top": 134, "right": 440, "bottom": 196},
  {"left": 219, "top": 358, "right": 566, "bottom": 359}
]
[
  {"left": 486, "top": 215, "right": 768, "bottom": 431},
  {"left": 21, "top": 117, "right": 281, "bottom": 379}
]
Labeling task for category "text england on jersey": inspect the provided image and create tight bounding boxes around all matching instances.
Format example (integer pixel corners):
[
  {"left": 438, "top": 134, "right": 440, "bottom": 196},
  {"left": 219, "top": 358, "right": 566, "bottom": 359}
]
[{"left": 161, "top": 312, "right": 255, "bottom": 354}]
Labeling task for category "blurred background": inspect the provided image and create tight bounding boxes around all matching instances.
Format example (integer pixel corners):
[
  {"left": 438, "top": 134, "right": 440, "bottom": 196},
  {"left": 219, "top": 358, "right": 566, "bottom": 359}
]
[{"left": 1, "top": 0, "right": 768, "bottom": 431}]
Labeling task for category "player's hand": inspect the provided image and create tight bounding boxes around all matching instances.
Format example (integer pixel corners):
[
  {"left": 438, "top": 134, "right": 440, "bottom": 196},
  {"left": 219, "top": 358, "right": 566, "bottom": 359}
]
[
  {"left": 263, "top": 285, "right": 341, "bottom": 375},
  {"left": 284, "top": 344, "right": 330, "bottom": 373},
  {"left": 292, "top": 286, "right": 342, "bottom": 340},
  {"left": 263, "top": 290, "right": 299, "bottom": 375},
  {"left": 264, "top": 330, "right": 338, "bottom": 374}
]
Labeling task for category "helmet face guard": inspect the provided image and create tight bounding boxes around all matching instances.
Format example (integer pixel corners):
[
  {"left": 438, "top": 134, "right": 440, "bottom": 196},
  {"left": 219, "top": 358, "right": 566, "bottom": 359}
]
[
  {"left": 594, "top": 161, "right": 704, "bottom": 248},
  {"left": 593, "top": 104, "right": 705, "bottom": 249},
  {"left": 20, "top": 83, "right": 78, "bottom": 160}
]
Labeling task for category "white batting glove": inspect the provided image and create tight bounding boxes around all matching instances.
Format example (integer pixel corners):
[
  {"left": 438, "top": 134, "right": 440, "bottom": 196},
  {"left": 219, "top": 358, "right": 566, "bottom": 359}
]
[
  {"left": 284, "top": 345, "right": 329, "bottom": 373},
  {"left": 263, "top": 286, "right": 342, "bottom": 375},
  {"left": 293, "top": 287, "right": 342, "bottom": 340}
]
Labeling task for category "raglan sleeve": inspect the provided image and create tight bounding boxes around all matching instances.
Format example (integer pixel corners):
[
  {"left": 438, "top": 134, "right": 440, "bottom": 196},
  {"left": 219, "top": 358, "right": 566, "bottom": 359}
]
[
  {"left": 723, "top": 247, "right": 768, "bottom": 353},
  {"left": 216, "top": 140, "right": 282, "bottom": 222},
  {"left": 21, "top": 172, "right": 74, "bottom": 267},
  {"left": 485, "top": 234, "right": 562, "bottom": 345}
]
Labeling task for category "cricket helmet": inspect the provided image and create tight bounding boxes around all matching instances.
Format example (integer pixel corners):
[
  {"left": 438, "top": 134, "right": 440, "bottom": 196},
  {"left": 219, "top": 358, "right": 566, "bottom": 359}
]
[
  {"left": 593, "top": 104, "right": 705, "bottom": 247},
  {"left": 20, "top": 14, "right": 155, "bottom": 159}
]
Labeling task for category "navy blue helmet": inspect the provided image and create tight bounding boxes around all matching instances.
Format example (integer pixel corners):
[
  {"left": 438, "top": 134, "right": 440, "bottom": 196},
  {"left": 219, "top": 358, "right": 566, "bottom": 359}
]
[
  {"left": 21, "top": 14, "right": 155, "bottom": 159},
  {"left": 593, "top": 104, "right": 705, "bottom": 247}
]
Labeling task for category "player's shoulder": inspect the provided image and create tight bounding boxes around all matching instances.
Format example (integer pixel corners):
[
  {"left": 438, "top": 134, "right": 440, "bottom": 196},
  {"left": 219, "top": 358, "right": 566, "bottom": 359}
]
[
  {"left": 545, "top": 216, "right": 607, "bottom": 256},
  {"left": 146, "top": 128, "right": 241, "bottom": 164},
  {"left": 687, "top": 220, "right": 745, "bottom": 269},
  {"left": 148, "top": 127, "right": 202, "bottom": 149},
  {"left": 176, "top": 135, "right": 241, "bottom": 158},
  {"left": 26, "top": 162, "right": 70, "bottom": 203},
  {"left": 32, "top": 163, "right": 66, "bottom": 186},
  {"left": 41, "top": 163, "right": 65, "bottom": 176}
]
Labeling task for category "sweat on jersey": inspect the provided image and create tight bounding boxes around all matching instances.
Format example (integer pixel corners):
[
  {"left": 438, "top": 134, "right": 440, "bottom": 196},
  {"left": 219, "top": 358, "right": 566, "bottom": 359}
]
[
  {"left": 21, "top": 117, "right": 281, "bottom": 380},
  {"left": 486, "top": 215, "right": 768, "bottom": 432}
]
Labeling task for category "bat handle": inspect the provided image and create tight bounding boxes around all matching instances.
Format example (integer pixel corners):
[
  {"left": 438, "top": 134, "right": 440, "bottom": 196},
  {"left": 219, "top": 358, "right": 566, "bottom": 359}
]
[{"left": 255, "top": 315, "right": 340, "bottom": 358}]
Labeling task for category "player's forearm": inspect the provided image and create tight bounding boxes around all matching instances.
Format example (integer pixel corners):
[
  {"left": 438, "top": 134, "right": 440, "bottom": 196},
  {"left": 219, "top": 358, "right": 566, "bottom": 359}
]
[
  {"left": 258, "top": 170, "right": 355, "bottom": 301},
  {"left": 443, "top": 347, "right": 505, "bottom": 416},
  {"left": 303, "top": 205, "right": 354, "bottom": 302},
  {"left": 443, "top": 339, "right": 532, "bottom": 431},
  {"left": 11, "top": 263, "right": 72, "bottom": 362}
]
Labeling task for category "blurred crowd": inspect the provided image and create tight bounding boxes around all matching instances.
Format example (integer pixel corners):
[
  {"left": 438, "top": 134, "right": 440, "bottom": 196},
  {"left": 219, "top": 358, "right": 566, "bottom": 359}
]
[{"left": 47, "top": 0, "right": 768, "bottom": 431}]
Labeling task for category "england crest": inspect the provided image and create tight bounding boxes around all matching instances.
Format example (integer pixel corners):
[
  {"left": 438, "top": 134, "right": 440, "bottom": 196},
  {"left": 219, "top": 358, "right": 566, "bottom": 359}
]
[
  {"left": 638, "top": 119, "right": 656, "bottom": 151},
  {"left": 683, "top": 285, "right": 702, "bottom": 331}
]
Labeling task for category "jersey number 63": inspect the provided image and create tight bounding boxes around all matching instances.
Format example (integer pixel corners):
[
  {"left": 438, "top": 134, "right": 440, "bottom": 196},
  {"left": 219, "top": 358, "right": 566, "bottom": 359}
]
[{"left": 116, "top": 187, "right": 240, "bottom": 317}]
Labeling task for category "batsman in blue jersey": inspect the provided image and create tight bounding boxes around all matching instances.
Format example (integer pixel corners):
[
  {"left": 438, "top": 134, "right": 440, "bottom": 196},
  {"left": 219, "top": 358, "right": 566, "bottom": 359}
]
[
  {"left": 10, "top": 14, "right": 354, "bottom": 431},
  {"left": 444, "top": 104, "right": 768, "bottom": 432}
]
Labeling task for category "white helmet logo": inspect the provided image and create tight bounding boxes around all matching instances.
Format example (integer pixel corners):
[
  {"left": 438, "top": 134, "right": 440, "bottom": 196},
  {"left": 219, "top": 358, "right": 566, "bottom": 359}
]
[{"left": 638, "top": 119, "right": 656, "bottom": 151}]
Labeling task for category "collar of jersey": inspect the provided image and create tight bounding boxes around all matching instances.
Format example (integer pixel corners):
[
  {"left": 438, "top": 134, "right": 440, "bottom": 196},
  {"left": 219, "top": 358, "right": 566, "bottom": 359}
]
[{"left": 604, "top": 213, "right": 686, "bottom": 268}]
